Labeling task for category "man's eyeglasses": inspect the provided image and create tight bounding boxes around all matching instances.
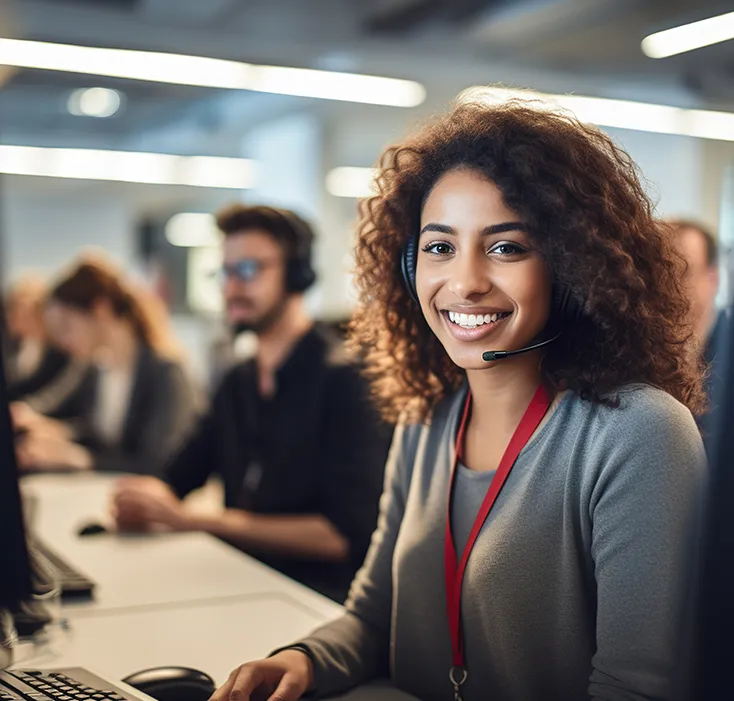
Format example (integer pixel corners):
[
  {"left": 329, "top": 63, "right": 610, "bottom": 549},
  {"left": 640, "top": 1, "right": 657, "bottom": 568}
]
[{"left": 220, "top": 259, "right": 279, "bottom": 283}]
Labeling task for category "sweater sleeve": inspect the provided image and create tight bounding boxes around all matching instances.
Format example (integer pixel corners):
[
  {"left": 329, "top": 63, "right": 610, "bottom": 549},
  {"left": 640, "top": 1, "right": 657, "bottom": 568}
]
[
  {"left": 276, "top": 422, "right": 418, "bottom": 698},
  {"left": 587, "top": 390, "right": 707, "bottom": 700}
]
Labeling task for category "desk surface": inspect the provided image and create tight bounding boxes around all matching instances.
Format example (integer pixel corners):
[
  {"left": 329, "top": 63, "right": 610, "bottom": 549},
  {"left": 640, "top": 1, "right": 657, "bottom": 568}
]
[
  {"left": 15, "top": 594, "right": 416, "bottom": 700},
  {"left": 17, "top": 474, "right": 417, "bottom": 700},
  {"left": 22, "top": 473, "right": 340, "bottom": 620},
  {"left": 19, "top": 593, "right": 329, "bottom": 682}
]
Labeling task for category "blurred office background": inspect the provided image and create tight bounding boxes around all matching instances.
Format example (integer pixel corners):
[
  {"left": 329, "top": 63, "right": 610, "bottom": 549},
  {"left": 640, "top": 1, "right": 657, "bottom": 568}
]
[{"left": 2, "top": 0, "right": 734, "bottom": 383}]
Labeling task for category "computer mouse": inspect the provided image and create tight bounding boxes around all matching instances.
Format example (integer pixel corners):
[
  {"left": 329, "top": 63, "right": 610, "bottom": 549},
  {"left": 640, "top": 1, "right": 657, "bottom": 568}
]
[
  {"left": 77, "top": 522, "right": 108, "bottom": 537},
  {"left": 122, "top": 666, "right": 216, "bottom": 701}
]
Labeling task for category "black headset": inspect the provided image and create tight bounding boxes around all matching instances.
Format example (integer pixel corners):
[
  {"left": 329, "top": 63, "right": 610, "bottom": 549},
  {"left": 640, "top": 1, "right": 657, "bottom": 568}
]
[
  {"left": 266, "top": 207, "right": 317, "bottom": 293},
  {"left": 400, "top": 230, "right": 585, "bottom": 327}
]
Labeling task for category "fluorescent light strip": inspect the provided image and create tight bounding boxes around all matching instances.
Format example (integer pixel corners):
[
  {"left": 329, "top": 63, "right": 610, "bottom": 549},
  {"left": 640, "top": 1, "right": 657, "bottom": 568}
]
[
  {"left": 0, "top": 145, "right": 254, "bottom": 188},
  {"left": 642, "top": 11, "right": 734, "bottom": 59},
  {"left": 0, "top": 38, "right": 426, "bottom": 108},
  {"left": 461, "top": 87, "right": 734, "bottom": 142},
  {"left": 325, "top": 166, "right": 378, "bottom": 198},
  {"left": 327, "top": 88, "right": 734, "bottom": 198}
]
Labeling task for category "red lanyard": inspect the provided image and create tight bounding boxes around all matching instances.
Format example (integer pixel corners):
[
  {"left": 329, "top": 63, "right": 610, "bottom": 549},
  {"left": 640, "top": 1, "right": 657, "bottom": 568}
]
[{"left": 444, "top": 385, "right": 552, "bottom": 700}]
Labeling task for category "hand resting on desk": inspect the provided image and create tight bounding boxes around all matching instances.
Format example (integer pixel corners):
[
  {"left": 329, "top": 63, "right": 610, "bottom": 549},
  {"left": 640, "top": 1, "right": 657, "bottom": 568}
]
[
  {"left": 16, "top": 430, "right": 93, "bottom": 472},
  {"left": 208, "top": 656, "right": 418, "bottom": 701},
  {"left": 209, "top": 650, "right": 314, "bottom": 701},
  {"left": 11, "top": 402, "right": 93, "bottom": 472},
  {"left": 112, "top": 475, "right": 189, "bottom": 532}
]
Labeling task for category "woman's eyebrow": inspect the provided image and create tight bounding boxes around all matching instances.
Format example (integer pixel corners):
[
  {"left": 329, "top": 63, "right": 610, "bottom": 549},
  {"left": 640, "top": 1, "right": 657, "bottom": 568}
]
[
  {"left": 419, "top": 221, "right": 525, "bottom": 236},
  {"left": 419, "top": 223, "right": 455, "bottom": 236}
]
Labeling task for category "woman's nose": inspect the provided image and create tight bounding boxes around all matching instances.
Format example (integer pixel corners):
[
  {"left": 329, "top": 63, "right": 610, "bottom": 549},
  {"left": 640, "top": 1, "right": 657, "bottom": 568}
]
[{"left": 446, "top": 251, "right": 493, "bottom": 300}]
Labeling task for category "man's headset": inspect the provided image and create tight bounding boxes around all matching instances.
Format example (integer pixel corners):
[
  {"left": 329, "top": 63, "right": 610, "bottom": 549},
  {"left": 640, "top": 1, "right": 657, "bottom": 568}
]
[
  {"left": 400, "top": 226, "right": 585, "bottom": 362},
  {"left": 265, "top": 207, "right": 317, "bottom": 293}
]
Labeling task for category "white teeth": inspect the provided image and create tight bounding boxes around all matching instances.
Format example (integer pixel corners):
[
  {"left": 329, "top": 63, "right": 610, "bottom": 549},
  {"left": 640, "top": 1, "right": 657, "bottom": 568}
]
[{"left": 447, "top": 311, "right": 508, "bottom": 328}]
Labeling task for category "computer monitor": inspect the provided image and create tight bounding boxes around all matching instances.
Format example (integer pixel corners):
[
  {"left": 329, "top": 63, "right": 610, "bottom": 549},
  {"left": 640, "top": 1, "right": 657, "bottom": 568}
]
[
  {"left": 0, "top": 332, "right": 33, "bottom": 609},
  {"left": 685, "top": 309, "right": 734, "bottom": 698}
]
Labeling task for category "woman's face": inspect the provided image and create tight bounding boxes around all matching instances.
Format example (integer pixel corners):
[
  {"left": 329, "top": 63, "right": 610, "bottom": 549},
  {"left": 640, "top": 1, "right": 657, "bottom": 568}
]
[
  {"left": 45, "top": 302, "right": 99, "bottom": 360},
  {"left": 416, "top": 168, "right": 552, "bottom": 371}
]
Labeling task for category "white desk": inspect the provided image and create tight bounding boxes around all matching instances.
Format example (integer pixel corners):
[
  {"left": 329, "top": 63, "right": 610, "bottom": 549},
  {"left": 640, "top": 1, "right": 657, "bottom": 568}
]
[
  {"left": 21, "top": 474, "right": 339, "bottom": 620},
  {"left": 18, "top": 593, "right": 329, "bottom": 681},
  {"left": 17, "top": 474, "right": 418, "bottom": 700},
  {"left": 41, "top": 531, "right": 338, "bottom": 620},
  {"left": 15, "top": 594, "right": 415, "bottom": 701}
]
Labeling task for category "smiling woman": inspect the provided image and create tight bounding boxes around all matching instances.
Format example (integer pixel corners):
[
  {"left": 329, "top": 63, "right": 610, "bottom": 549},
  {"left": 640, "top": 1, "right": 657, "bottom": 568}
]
[
  {"left": 210, "top": 97, "right": 708, "bottom": 701},
  {"left": 348, "top": 98, "right": 705, "bottom": 423}
]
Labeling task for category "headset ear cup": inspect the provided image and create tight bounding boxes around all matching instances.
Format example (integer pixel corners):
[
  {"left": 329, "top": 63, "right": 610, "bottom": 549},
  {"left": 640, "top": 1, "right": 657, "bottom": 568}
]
[
  {"left": 286, "top": 259, "right": 317, "bottom": 293},
  {"left": 401, "top": 237, "right": 419, "bottom": 303},
  {"left": 270, "top": 207, "right": 316, "bottom": 293}
]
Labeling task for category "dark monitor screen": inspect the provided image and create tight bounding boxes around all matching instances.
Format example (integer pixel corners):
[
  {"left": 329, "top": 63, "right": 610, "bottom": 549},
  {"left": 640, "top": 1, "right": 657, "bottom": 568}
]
[{"left": 0, "top": 333, "right": 33, "bottom": 609}]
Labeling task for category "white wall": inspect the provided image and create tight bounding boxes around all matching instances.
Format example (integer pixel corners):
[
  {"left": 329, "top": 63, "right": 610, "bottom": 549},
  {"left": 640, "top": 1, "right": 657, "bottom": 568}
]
[
  {"left": 604, "top": 128, "right": 705, "bottom": 221},
  {"left": 1, "top": 177, "right": 136, "bottom": 281}
]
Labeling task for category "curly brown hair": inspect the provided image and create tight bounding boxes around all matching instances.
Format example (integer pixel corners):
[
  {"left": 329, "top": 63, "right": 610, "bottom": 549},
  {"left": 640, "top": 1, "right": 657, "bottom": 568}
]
[{"left": 348, "top": 97, "right": 705, "bottom": 423}]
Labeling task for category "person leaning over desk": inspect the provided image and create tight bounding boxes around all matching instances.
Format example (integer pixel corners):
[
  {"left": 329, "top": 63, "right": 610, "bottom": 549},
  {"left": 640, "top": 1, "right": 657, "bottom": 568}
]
[
  {"left": 113, "top": 204, "right": 391, "bottom": 603},
  {"left": 210, "top": 97, "right": 707, "bottom": 701},
  {"left": 11, "top": 257, "right": 198, "bottom": 477},
  {"left": 4, "top": 274, "right": 90, "bottom": 421}
]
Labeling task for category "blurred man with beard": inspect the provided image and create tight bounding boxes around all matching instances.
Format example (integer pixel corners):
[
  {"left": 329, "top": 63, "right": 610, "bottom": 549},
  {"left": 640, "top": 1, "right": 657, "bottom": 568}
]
[{"left": 112, "top": 205, "right": 390, "bottom": 602}]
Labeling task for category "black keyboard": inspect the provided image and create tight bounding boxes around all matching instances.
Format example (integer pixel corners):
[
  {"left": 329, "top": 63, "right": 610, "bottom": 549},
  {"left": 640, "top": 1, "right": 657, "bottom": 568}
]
[
  {"left": 0, "top": 668, "right": 144, "bottom": 701},
  {"left": 34, "top": 540, "right": 96, "bottom": 600}
]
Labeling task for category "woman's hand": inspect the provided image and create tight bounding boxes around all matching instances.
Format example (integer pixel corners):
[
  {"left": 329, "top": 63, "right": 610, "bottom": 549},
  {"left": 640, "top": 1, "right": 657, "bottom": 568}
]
[
  {"left": 10, "top": 402, "right": 72, "bottom": 440},
  {"left": 209, "top": 650, "right": 314, "bottom": 701},
  {"left": 16, "top": 432, "right": 92, "bottom": 472},
  {"left": 11, "top": 401, "right": 46, "bottom": 432}
]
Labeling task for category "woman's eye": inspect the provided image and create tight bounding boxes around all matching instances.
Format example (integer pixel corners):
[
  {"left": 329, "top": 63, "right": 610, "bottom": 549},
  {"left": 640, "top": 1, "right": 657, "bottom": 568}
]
[
  {"left": 489, "top": 242, "right": 525, "bottom": 256},
  {"left": 422, "top": 241, "right": 453, "bottom": 255}
]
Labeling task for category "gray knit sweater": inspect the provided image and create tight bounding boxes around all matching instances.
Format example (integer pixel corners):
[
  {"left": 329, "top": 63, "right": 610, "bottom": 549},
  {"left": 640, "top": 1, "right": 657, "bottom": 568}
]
[{"left": 296, "top": 384, "right": 706, "bottom": 701}]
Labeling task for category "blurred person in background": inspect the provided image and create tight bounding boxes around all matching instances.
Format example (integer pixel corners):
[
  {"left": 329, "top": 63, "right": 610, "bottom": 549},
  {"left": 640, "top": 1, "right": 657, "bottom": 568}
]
[
  {"left": 4, "top": 274, "right": 90, "bottom": 420},
  {"left": 668, "top": 218, "right": 726, "bottom": 409},
  {"left": 211, "top": 100, "right": 706, "bottom": 701},
  {"left": 113, "top": 204, "right": 391, "bottom": 602},
  {"left": 12, "top": 257, "right": 198, "bottom": 476}
]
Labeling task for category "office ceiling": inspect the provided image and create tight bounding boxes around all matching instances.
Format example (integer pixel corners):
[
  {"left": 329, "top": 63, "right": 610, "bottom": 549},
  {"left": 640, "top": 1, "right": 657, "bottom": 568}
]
[{"left": 0, "top": 0, "right": 733, "bottom": 148}]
